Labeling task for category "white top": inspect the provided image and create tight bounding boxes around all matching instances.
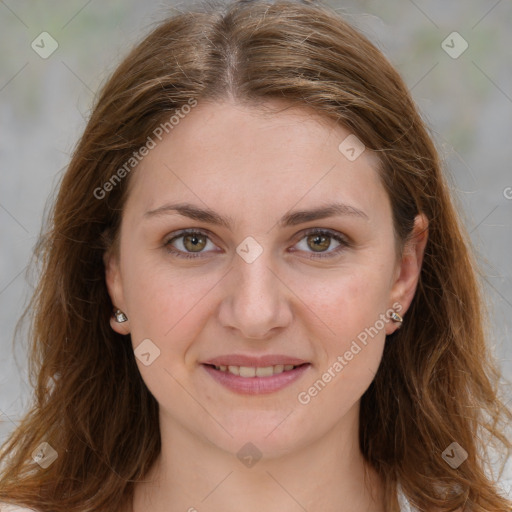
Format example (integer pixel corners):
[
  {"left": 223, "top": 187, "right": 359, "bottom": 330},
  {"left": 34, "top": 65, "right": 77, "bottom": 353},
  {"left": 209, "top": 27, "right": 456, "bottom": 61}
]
[
  {"left": 0, "top": 505, "right": 38, "bottom": 512},
  {"left": 397, "top": 482, "right": 417, "bottom": 511}
]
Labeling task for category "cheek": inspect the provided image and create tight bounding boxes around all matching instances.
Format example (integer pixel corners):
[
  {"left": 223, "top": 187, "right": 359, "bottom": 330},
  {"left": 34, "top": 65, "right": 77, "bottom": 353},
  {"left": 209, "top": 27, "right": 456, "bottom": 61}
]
[
  {"left": 121, "top": 265, "right": 220, "bottom": 404},
  {"left": 122, "top": 256, "right": 219, "bottom": 353},
  {"left": 297, "top": 264, "right": 393, "bottom": 341},
  {"left": 297, "top": 266, "right": 391, "bottom": 383},
  {"left": 295, "top": 274, "right": 389, "bottom": 416}
]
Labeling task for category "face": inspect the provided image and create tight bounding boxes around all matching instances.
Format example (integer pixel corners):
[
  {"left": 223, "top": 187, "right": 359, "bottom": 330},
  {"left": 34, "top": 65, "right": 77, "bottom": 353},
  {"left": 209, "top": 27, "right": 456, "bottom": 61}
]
[{"left": 105, "top": 99, "right": 427, "bottom": 458}]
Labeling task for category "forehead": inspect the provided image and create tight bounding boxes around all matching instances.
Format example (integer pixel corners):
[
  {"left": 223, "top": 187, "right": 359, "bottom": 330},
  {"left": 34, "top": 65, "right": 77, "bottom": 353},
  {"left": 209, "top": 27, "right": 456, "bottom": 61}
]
[{"left": 123, "top": 99, "right": 389, "bottom": 227}]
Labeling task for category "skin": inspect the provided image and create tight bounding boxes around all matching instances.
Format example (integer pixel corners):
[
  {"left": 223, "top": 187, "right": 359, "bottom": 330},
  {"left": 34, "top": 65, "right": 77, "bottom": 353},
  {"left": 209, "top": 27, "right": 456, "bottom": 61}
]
[{"left": 104, "top": 98, "right": 428, "bottom": 512}]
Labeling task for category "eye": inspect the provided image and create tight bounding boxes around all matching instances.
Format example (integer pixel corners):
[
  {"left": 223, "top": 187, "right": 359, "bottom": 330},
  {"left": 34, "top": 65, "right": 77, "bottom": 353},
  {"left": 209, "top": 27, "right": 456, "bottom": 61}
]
[
  {"left": 164, "top": 228, "right": 350, "bottom": 260},
  {"left": 293, "top": 228, "right": 350, "bottom": 259},
  {"left": 164, "top": 229, "right": 216, "bottom": 259}
]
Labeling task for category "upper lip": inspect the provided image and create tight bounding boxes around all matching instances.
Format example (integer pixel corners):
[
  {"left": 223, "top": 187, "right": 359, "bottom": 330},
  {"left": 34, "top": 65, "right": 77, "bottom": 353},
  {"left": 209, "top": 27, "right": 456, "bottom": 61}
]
[{"left": 202, "top": 354, "right": 310, "bottom": 367}]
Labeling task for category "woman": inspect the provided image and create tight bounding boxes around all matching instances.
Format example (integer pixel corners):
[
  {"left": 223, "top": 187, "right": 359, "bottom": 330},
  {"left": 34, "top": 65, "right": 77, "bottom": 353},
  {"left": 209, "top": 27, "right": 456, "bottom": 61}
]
[{"left": 0, "top": 0, "right": 510, "bottom": 511}]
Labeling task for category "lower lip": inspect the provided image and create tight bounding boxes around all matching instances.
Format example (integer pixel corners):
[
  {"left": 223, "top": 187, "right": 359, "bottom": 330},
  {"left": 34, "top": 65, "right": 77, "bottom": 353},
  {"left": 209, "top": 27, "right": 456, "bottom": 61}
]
[{"left": 201, "top": 363, "right": 311, "bottom": 395}]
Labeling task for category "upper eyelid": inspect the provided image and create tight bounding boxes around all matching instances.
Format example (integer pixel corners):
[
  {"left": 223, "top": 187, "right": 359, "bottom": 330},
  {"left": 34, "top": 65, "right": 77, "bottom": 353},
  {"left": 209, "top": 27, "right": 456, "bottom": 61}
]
[{"left": 164, "top": 227, "right": 217, "bottom": 245}]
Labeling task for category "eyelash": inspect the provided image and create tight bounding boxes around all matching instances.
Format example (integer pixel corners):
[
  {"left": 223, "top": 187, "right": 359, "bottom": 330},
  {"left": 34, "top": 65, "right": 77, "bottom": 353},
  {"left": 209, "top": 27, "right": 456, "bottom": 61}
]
[{"left": 164, "top": 228, "right": 350, "bottom": 260}]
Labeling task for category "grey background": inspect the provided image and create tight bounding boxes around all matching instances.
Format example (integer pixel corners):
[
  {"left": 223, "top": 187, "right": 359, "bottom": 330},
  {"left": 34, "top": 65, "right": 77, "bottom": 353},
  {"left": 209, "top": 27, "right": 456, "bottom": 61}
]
[{"left": 1, "top": 0, "right": 511, "bottom": 488}]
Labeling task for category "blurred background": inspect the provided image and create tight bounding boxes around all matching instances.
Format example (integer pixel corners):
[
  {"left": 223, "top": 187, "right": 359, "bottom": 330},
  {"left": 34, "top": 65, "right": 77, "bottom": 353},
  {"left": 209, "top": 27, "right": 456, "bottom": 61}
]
[{"left": 1, "top": 0, "right": 511, "bottom": 487}]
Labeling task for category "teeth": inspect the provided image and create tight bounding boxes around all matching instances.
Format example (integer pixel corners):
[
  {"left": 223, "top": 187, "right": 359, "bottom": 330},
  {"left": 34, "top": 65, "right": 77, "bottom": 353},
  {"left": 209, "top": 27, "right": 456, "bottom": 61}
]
[
  {"left": 256, "top": 366, "right": 275, "bottom": 377},
  {"left": 213, "top": 364, "right": 302, "bottom": 377},
  {"left": 239, "top": 366, "right": 255, "bottom": 377},
  {"left": 228, "top": 365, "right": 240, "bottom": 376}
]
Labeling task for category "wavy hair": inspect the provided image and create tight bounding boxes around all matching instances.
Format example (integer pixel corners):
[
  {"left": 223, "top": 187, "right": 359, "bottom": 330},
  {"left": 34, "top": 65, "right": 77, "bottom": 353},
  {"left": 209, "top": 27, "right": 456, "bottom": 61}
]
[{"left": 1, "top": 1, "right": 511, "bottom": 510}]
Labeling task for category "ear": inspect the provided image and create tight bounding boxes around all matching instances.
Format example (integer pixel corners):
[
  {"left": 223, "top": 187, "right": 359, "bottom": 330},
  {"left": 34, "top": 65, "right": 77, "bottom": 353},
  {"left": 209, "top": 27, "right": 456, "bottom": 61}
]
[
  {"left": 385, "top": 213, "right": 428, "bottom": 335},
  {"left": 104, "top": 247, "right": 131, "bottom": 335}
]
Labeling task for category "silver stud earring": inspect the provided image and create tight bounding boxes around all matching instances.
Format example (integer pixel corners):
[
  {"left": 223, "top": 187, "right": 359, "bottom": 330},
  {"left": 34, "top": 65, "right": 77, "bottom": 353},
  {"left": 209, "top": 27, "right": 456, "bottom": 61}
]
[
  {"left": 114, "top": 309, "right": 128, "bottom": 323},
  {"left": 390, "top": 311, "right": 403, "bottom": 325}
]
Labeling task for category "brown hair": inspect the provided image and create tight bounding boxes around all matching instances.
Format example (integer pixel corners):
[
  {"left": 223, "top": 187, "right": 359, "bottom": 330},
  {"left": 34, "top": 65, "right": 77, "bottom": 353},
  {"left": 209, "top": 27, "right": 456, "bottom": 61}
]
[{"left": 1, "top": 1, "right": 510, "bottom": 510}]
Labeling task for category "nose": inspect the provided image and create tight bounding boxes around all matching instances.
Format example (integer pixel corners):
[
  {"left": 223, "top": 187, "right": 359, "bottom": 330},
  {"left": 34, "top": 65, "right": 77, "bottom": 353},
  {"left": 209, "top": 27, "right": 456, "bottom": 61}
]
[{"left": 217, "top": 248, "right": 293, "bottom": 340}]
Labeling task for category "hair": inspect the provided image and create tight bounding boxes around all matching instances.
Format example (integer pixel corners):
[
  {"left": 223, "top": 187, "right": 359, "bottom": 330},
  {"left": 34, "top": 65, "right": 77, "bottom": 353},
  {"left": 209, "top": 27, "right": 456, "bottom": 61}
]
[{"left": 0, "top": 0, "right": 510, "bottom": 511}]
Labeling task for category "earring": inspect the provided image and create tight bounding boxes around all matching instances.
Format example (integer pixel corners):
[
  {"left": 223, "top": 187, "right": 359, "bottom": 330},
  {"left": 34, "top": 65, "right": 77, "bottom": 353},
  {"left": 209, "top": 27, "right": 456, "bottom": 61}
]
[
  {"left": 390, "top": 311, "right": 403, "bottom": 325},
  {"left": 113, "top": 309, "right": 128, "bottom": 323}
]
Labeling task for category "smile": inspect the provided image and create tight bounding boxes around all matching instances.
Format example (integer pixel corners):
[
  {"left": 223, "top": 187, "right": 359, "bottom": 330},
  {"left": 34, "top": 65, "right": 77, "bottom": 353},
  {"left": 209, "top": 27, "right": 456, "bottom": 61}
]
[
  {"left": 201, "top": 363, "right": 311, "bottom": 394},
  {"left": 210, "top": 363, "right": 301, "bottom": 377}
]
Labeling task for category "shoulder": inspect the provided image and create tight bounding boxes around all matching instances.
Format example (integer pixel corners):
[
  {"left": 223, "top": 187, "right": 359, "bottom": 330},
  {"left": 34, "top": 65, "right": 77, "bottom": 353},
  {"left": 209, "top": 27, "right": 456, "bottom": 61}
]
[{"left": 0, "top": 503, "right": 40, "bottom": 512}]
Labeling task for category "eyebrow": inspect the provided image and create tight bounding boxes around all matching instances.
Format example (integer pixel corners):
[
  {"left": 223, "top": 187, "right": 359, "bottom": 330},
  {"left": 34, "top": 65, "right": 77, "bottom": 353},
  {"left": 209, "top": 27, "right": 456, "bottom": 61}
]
[{"left": 143, "top": 201, "right": 368, "bottom": 229}]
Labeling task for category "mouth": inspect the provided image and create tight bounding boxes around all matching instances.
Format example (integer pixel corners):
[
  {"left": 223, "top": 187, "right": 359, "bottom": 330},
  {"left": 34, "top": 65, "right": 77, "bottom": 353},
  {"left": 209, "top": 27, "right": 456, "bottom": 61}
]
[
  {"left": 201, "top": 362, "right": 311, "bottom": 395},
  {"left": 203, "top": 362, "right": 309, "bottom": 377}
]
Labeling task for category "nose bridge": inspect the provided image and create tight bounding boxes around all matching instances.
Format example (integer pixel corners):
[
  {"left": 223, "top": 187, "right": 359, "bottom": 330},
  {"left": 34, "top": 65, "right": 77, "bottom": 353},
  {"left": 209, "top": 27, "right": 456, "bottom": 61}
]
[
  {"left": 218, "top": 237, "right": 291, "bottom": 338},
  {"left": 237, "top": 248, "right": 277, "bottom": 299}
]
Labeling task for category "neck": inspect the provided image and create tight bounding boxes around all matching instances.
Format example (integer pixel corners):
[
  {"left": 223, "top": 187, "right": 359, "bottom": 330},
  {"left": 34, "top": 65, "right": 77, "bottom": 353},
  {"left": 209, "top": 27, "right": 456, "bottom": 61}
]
[{"left": 132, "top": 403, "right": 385, "bottom": 512}]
